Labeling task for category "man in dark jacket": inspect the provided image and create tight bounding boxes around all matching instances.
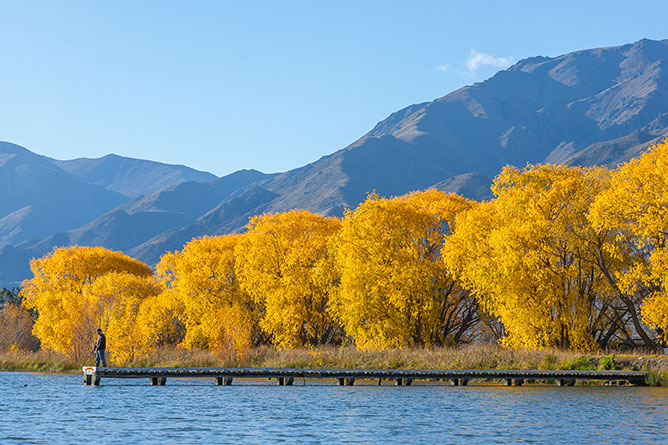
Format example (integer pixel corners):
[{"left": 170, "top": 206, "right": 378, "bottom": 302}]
[{"left": 93, "top": 328, "right": 107, "bottom": 367}]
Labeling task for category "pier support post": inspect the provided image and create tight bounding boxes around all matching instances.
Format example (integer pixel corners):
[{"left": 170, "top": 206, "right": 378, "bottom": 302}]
[
  {"left": 285, "top": 377, "right": 294, "bottom": 386},
  {"left": 83, "top": 373, "right": 101, "bottom": 386},
  {"left": 451, "top": 378, "right": 460, "bottom": 386},
  {"left": 461, "top": 378, "right": 469, "bottom": 386},
  {"left": 556, "top": 378, "right": 575, "bottom": 386},
  {"left": 83, "top": 367, "right": 101, "bottom": 386},
  {"left": 395, "top": 378, "right": 404, "bottom": 386},
  {"left": 404, "top": 378, "right": 413, "bottom": 386},
  {"left": 215, "top": 377, "right": 233, "bottom": 386},
  {"left": 336, "top": 377, "right": 355, "bottom": 386},
  {"left": 150, "top": 376, "right": 167, "bottom": 386},
  {"left": 505, "top": 379, "right": 513, "bottom": 386},
  {"left": 513, "top": 378, "right": 524, "bottom": 387}
]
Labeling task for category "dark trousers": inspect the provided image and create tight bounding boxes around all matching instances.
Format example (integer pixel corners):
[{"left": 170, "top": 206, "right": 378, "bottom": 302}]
[{"left": 95, "top": 350, "right": 106, "bottom": 367}]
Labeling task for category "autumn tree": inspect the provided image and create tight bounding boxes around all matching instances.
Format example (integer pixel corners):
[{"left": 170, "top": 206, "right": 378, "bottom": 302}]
[
  {"left": 590, "top": 139, "right": 668, "bottom": 347},
  {"left": 235, "top": 210, "right": 342, "bottom": 348},
  {"left": 444, "top": 165, "right": 621, "bottom": 350},
  {"left": 331, "top": 190, "right": 476, "bottom": 349},
  {"left": 135, "top": 292, "right": 186, "bottom": 352},
  {"left": 83, "top": 272, "right": 163, "bottom": 363},
  {"left": 156, "top": 234, "right": 259, "bottom": 355},
  {"left": 21, "top": 246, "right": 154, "bottom": 360},
  {"left": 0, "top": 304, "right": 39, "bottom": 352}
]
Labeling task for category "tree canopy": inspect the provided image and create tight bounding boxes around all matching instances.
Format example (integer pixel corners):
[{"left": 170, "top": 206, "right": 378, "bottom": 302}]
[{"left": 11, "top": 140, "right": 668, "bottom": 362}]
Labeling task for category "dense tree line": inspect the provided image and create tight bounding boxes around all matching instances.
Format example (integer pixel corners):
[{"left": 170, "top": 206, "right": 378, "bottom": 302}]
[{"left": 12, "top": 140, "right": 668, "bottom": 363}]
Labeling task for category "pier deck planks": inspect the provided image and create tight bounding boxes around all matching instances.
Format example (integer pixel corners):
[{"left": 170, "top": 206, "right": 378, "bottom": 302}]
[{"left": 82, "top": 366, "right": 648, "bottom": 386}]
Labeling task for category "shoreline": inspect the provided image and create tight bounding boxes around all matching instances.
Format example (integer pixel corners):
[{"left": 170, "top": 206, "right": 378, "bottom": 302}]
[{"left": 3, "top": 345, "right": 668, "bottom": 385}]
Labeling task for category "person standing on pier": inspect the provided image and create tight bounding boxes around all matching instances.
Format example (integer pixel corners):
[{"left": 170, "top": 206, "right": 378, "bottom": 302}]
[{"left": 92, "top": 328, "right": 107, "bottom": 367}]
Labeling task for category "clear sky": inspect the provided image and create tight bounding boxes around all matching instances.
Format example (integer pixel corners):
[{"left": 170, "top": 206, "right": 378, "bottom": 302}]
[{"left": 0, "top": 1, "right": 666, "bottom": 176}]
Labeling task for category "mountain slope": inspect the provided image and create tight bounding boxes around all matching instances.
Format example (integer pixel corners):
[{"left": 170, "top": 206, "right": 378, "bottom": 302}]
[
  {"left": 0, "top": 142, "right": 128, "bottom": 246},
  {"left": 18, "top": 169, "right": 273, "bottom": 256},
  {"left": 253, "top": 38, "right": 668, "bottom": 212},
  {"left": 122, "top": 39, "right": 668, "bottom": 266},
  {"left": 129, "top": 185, "right": 281, "bottom": 264},
  {"left": 54, "top": 154, "right": 217, "bottom": 198}
]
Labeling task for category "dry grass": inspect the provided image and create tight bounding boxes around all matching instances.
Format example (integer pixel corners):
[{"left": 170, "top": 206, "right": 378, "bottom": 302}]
[{"left": 0, "top": 349, "right": 82, "bottom": 372}]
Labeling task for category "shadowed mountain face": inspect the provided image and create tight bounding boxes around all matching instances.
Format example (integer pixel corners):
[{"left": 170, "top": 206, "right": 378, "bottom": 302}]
[
  {"left": 54, "top": 154, "right": 217, "bottom": 198},
  {"left": 128, "top": 185, "right": 281, "bottom": 265},
  {"left": 2, "top": 38, "right": 668, "bottom": 287},
  {"left": 15, "top": 169, "right": 273, "bottom": 265},
  {"left": 0, "top": 142, "right": 128, "bottom": 246}
]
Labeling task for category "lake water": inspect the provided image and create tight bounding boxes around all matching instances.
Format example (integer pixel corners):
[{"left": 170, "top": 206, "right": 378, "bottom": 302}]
[{"left": 1, "top": 372, "right": 667, "bottom": 444}]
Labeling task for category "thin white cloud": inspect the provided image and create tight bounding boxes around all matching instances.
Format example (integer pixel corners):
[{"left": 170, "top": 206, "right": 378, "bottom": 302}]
[
  {"left": 466, "top": 49, "right": 513, "bottom": 75},
  {"left": 434, "top": 49, "right": 513, "bottom": 78}
]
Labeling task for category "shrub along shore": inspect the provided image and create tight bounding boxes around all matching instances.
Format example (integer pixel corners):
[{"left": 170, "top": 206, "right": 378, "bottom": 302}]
[{"left": 2, "top": 345, "right": 667, "bottom": 386}]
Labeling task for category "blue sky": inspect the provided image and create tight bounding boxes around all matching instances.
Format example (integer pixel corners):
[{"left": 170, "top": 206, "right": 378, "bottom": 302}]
[{"left": 1, "top": 1, "right": 666, "bottom": 176}]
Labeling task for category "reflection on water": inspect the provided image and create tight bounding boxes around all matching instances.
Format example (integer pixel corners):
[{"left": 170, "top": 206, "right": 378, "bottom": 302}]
[{"left": 1, "top": 372, "right": 667, "bottom": 443}]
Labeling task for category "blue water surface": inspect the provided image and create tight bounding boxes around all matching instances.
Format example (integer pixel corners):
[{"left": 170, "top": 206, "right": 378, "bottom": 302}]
[{"left": 1, "top": 372, "right": 667, "bottom": 444}]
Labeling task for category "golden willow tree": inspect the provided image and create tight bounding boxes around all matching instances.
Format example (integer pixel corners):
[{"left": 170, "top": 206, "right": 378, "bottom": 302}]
[
  {"left": 235, "top": 210, "right": 342, "bottom": 348},
  {"left": 590, "top": 139, "right": 668, "bottom": 346},
  {"left": 84, "top": 272, "right": 163, "bottom": 363},
  {"left": 21, "top": 246, "right": 156, "bottom": 360},
  {"left": 444, "top": 165, "right": 621, "bottom": 350},
  {"left": 157, "top": 234, "right": 260, "bottom": 355},
  {"left": 331, "top": 190, "right": 476, "bottom": 349}
]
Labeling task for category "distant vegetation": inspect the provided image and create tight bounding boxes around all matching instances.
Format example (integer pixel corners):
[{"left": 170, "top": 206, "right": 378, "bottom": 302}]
[{"left": 3, "top": 140, "right": 668, "bottom": 368}]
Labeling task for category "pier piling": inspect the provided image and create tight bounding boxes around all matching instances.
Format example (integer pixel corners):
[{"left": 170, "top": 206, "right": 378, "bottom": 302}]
[{"left": 215, "top": 377, "right": 233, "bottom": 386}]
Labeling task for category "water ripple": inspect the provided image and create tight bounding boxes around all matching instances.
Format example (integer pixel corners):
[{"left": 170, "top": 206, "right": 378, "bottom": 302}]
[{"left": 0, "top": 373, "right": 667, "bottom": 443}]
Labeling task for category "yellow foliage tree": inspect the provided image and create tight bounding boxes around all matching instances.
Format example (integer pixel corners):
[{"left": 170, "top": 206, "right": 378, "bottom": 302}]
[
  {"left": 590, "top": 139, "right": 668, "bottom": 346},
  {"left": 156, "top": 234, "right": 258, "bottom": 355},
  {"left": 235, "top": 210, "right": 342, "bottom": 348},
  {"left": 444, "top": 165, "right": 618, "bottom": 350},
  {"left": 135, "top": 291, "right": 186, "bottom": 352},
  {"left": 83, "top": 272, "right": 163, "bottom": 363},
  {"left": 643, "top": 289, "right": 668, "bottom": 345},
  {"left": 21, "top": 246, "right": 154, "bottom": 360},
  {"left": 331, "top": 190, "right": 475, "bottom": 349}
]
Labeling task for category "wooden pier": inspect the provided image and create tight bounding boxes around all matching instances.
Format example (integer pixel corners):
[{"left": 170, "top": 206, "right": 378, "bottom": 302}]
[{"left": 83, "top": 366, "right": 647, "bottom": 387}]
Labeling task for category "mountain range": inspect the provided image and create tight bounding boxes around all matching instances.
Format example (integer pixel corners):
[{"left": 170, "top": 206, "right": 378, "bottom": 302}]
[{"left": 2, "top": 38, "right": 668, "bottom": 287}]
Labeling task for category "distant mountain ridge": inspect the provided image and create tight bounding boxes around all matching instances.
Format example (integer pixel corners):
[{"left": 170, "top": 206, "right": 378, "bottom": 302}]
[
  {"left": 54, "top": 154, "right": 217, "bottom": 198},
  {"left": 0, "top": 141, "right": 128, "bottom": 246},
  {"left": 2, "top": 38, "right": 668, "bottom": 287},
  {"left": 20, "top": 169, "right": 273, "bottom": 256}
]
